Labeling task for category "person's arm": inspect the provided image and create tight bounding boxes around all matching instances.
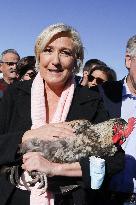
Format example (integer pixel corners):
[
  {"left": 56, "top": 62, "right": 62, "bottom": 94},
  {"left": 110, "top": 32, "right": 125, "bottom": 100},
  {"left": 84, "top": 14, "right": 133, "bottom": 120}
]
[
  {"left": 22, "top": 152, "right": 82, "bottom": 177},
  {"left": 22, "top": 149, "right": 125, "bottom": 182},
  {"left": 54, "top": 162, "right": 82, "bottom": 177}
]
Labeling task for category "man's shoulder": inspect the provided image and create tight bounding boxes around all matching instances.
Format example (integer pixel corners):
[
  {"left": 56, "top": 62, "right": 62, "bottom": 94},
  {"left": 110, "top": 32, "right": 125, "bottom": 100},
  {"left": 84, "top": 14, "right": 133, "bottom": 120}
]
[
  {"left": 102, "top": 80, "right": 123, "bottom": 90},
  {"left": 98, "top": 80, "right": 123, "bottom": 105},
  {"left": 100, "top": 80, "right": 123, "bottom": 96}
]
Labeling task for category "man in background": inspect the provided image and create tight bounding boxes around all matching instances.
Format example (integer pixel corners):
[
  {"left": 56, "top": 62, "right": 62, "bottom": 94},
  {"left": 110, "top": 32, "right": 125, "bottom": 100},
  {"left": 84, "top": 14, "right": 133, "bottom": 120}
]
[
  {"left": 99, "top": 34, "right": 136, "bottom": 205},
  {"left": 0, "top": 49, "right": 20, "bottom": 98}
]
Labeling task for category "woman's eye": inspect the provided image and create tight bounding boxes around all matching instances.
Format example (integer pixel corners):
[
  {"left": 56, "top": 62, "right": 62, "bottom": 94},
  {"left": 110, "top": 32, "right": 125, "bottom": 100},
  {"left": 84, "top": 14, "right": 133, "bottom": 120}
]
[
  {"left": 61, "top": 50, "right": 73, "bottom": 57},
  {"left": 43, "top": 48, "right": 52, "bottom": 54}
]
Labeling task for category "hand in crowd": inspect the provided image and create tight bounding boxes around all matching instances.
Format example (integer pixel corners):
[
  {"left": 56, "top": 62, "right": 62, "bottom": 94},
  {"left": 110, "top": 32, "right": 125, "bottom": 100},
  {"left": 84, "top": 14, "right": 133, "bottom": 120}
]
[{"left": 80, "top": 71, "right": 89, "bottom": 86}]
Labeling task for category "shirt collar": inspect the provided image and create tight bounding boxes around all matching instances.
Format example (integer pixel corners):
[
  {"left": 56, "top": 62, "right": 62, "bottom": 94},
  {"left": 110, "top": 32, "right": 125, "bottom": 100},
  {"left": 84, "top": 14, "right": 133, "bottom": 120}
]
[{"left": 122, "top": 76, "right": 136, "bottom": 99}]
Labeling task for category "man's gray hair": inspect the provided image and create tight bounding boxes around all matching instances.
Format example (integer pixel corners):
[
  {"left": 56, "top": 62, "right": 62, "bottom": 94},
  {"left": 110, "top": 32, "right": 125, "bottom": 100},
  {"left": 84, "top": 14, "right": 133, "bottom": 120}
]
[
  {"left": 35, "top": 23, "right": 84, "bottom": 74},
  {"left": 126, "top": 35, "right": 136, "bottom": 57},
  {"left": 0, "top": 49, "right": 20, "bottom": 61}
]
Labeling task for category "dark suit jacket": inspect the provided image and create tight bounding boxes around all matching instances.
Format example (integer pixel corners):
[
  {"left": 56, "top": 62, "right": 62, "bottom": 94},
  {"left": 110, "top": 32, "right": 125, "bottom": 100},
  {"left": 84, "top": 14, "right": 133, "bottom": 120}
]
[
  {"left": 0, "top": 80, "right": 109, "bottom": 205},
  {"left": 98, "top": 80, "right": 123, "bottom": 118}
]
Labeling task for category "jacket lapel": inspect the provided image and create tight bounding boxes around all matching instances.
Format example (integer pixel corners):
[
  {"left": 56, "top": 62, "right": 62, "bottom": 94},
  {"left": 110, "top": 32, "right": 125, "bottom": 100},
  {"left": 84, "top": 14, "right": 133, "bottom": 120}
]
[{"left": 67, "top": 85, "right": 101, "bottom": 121}]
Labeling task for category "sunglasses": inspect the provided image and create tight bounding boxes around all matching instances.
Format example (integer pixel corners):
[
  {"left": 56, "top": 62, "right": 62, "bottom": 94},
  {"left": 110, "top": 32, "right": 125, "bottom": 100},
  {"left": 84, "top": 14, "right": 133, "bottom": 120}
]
[
  {"left": 1, "top": 61, "right": 18, "bottom": 66},
  {"left": 25, "top": 72, "right": 36, "bottom": 78},
  {"left": 88, "top": 74, "right": 105, "bottom": 84}
]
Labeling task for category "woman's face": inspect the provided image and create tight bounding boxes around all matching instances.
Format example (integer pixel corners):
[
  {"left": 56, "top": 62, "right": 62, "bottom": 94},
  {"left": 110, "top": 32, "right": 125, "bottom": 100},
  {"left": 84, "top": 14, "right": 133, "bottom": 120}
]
[{"left": 39, "top": 33, "right": 76, "bottom": 89}]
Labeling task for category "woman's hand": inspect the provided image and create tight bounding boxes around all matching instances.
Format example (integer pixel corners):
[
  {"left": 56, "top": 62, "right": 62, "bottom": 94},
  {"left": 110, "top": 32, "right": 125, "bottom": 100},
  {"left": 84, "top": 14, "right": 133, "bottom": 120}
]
[
  {"left": 22, "top": 152, "right": 82, "bottom": 177},
  {"left": 22, "top": 122, "right": 75, "bottom": 143},
  {"left": 22, "top": 152, "right": 54, "bottom": 176}
]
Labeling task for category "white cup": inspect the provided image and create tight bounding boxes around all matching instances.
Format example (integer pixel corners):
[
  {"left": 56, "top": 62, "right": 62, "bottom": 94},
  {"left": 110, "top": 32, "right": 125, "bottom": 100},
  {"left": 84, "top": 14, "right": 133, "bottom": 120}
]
[{"left": 89, "top": 156, "right": 105, "bottom": 189}]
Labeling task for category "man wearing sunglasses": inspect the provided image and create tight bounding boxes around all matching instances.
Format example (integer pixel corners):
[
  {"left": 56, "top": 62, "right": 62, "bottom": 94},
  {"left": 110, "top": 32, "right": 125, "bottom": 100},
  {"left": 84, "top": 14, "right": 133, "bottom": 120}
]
[{"left": 0, "top": 49, "right": 20, "bottom": 98}]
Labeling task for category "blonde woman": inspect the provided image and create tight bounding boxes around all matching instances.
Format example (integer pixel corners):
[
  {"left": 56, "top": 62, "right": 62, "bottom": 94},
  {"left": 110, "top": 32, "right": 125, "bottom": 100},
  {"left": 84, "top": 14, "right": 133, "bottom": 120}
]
[{"left": 0, "top": 23, "right": 122, "bottom": 205}]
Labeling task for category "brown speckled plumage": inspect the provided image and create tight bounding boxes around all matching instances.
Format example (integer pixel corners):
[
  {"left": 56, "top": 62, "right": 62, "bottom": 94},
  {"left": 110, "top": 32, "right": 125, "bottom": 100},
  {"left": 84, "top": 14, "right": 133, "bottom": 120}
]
[{"left": 20, "top": 118, "right": 128, "bottom": 162}]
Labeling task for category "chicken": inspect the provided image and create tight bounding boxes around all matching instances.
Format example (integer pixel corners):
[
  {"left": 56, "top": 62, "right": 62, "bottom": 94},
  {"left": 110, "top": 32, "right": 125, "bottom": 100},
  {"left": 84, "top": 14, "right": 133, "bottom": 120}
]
[
  {"left": 3, "top": 117, "right": 136, "bottom": 192},
  {"left": 20, "top": 117, "right": 136, "bottom": 162}
]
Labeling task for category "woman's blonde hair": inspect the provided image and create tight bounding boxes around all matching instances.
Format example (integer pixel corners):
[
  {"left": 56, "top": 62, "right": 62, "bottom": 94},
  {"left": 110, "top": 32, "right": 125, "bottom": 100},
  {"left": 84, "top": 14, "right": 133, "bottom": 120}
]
[{"left": 35, "top": 23, "right": 84, "bottom": 73}]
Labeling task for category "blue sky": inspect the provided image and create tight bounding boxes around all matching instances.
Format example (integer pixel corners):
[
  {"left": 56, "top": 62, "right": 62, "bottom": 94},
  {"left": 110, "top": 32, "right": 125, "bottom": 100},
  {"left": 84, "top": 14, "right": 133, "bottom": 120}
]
[{"left": 0, "top": 0, "right": 136, "bottom": 79}]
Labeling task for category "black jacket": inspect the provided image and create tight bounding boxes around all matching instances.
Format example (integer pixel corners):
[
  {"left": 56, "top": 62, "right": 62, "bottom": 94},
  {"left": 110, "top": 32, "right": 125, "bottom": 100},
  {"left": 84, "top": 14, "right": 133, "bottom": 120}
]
[
  {"left": 0, "top": 80, "right": 109, "bottom": 205},
  {"left": 98, "top": 80, "right": 123, "bottom": 118}
]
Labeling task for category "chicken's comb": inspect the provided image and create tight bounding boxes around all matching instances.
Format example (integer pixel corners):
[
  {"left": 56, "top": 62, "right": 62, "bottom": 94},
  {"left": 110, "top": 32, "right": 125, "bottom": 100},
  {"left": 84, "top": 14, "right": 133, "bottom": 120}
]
[
  {"left": 124, "top": 117, "right": 136, "bottom": 137},
  {"left": 112, "top": 117, "right": 136, "bottom": 145}
]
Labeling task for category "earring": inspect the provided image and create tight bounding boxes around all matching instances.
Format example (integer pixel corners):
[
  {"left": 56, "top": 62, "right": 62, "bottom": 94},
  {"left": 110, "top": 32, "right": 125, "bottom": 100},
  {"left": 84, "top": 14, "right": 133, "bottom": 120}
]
[{"left": 77, "top": 59, "right": 82, "bottom": 68}]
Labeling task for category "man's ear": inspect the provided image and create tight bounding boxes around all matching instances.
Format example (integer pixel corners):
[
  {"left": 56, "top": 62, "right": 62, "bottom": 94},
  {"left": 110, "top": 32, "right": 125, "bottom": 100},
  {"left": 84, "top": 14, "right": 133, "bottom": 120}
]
[{"left": 125, "top": 53, "right": 131, "bottom": 69}]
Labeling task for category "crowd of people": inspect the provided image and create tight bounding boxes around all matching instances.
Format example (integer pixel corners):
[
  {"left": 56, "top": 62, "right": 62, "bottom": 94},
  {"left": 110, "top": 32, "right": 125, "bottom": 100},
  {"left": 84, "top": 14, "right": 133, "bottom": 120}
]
[{"left": 0, "top": 22, "right": 136, "bottom": 205}]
